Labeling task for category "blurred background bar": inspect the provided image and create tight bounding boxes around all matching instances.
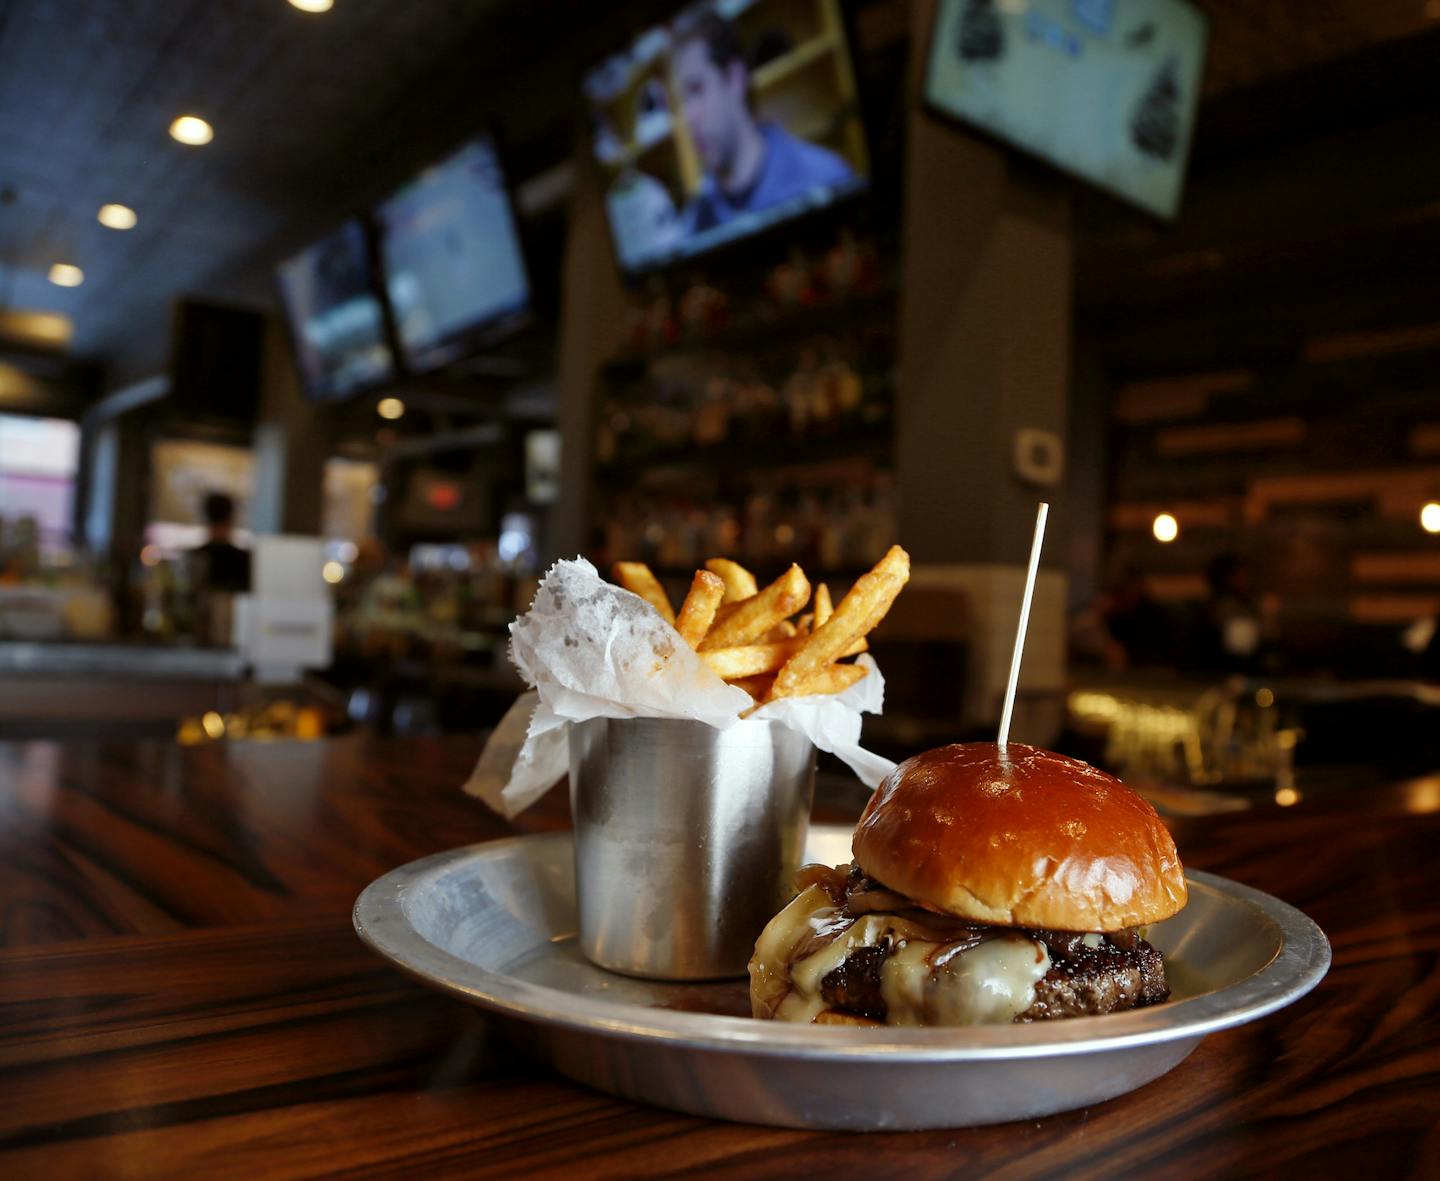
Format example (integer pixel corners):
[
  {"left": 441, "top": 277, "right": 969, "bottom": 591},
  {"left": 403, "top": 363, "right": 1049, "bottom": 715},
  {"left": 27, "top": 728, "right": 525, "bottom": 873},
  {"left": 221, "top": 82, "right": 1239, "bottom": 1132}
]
[{"left": 2, "top": 0, "right": 1440, "bottom": 810}]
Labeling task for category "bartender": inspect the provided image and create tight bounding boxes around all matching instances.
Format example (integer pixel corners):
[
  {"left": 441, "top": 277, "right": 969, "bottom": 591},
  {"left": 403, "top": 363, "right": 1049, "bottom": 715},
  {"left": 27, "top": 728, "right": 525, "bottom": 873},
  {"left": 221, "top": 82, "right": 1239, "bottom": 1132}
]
[{"left": 190, "top": 492, "right": 251, "bottom": 595}]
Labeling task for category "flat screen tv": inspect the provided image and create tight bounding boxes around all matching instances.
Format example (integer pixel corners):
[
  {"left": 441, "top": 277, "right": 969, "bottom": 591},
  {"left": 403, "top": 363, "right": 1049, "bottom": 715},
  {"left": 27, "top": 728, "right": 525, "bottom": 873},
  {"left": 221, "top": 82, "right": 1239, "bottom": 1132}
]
[
  {"left": 374, "top": 134, "right": 532, "bottom": 373},
  {"left": 584, "top": 0, "right": 870, "bottom": 276},
  {"left": 276, "top": 219, "right": 395, "bottom": 402},
  {"left": 923, "top": 0, "right": 1208, "bottom": 220},
  {"left": 168, "top": 299, "right": 263, "bottom": 420}
]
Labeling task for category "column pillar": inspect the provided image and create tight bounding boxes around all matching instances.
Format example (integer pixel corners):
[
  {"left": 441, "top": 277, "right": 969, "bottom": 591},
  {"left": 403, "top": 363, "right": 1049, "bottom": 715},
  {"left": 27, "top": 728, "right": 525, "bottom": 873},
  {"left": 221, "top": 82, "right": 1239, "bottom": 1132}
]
[
  {"left": 551, "top": 134, "right": 629, "bottom": 563},
  {"left": 251, "top": 318, "right": 327, "bottom": 537},
  {"left": 895, "top": 0, "right": 1074, "bottom": 739}
]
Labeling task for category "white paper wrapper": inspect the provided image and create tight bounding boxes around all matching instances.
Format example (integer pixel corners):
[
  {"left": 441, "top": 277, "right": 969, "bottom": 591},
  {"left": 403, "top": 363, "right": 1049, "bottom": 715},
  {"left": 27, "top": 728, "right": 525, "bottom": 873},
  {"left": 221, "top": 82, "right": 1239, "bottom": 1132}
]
[{"left": 465, "top": 558, "right": 897, "bottom": 817}]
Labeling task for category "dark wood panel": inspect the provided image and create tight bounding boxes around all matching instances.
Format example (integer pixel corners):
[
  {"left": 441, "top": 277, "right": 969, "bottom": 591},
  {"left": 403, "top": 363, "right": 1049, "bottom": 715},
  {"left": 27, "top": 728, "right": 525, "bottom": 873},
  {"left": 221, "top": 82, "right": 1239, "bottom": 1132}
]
[{"left": 0, "top": 736, "right": 568, "bottom": 948}]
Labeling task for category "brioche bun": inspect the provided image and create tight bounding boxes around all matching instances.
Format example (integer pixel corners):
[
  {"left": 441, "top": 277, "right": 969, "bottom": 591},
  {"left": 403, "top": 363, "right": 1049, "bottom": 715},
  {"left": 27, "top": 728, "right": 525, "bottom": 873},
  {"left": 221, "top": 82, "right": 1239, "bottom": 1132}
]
[{"left": 852, "top": 743, "right": 1186, "bottom": 932}]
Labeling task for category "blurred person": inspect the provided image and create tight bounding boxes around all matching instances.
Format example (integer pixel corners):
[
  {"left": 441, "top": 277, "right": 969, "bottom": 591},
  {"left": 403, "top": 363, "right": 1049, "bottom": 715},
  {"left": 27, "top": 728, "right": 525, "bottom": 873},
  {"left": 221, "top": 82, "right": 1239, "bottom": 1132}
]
[
  {"left": 1071, "top": 564, "right": 1172, "bottom": 669},
  {"left": 670, "top": 11, "right": 855, "bottom": 235},
  {"left": 1193, "top": 552, "right": 1263, "bottom": 673},
  {"left": 190, "top": 492, "right": 250, "bottom": 595},
  {"left": 1413, "top": 613, "right": 1440, "bottom": 682}
]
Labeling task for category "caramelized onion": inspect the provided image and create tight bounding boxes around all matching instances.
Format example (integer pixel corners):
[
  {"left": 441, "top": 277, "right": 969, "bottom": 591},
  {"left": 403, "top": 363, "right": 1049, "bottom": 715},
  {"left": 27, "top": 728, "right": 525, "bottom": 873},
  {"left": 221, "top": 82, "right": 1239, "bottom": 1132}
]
[
  {"left": 844, "top": 885, "right": 912, "bottom": 914},
  {"left": 793, "top": 862, "right": 849, "bottom": 905}
]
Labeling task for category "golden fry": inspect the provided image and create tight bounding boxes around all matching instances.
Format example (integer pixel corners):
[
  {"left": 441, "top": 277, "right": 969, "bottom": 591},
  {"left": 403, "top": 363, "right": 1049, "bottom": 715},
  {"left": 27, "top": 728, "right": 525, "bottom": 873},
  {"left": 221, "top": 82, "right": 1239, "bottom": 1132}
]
[
  {"left": 699, "top": 564, "right": 810, "bottom": 650},
  {"left": 704, "top": 636, "right": 866, "bottom": 679},
  {"left": 609, "top": 548, "right": 900, "bottom": 705},
  {"left": 612, "top": 561, "right": 675, "bottom": 625},
  {"left": 784, "top": 662, "right": 869, "bottom": 698},
  {"left": 703, "top": 558, "right": 759, "bottom": 603},
  {"left": 703, "top": 641, "right": 795, "bottom": 679},
  {"left": 711, "top": 599, "right": 746, "bottom": 626},
  {"left": 770, "top": 546, "right": 909, "bottom": 699},
  {"left": 674, "top": 570, "right": 725, "bottom": 649},
  {"left": 813, "top": 583, "right": 833, "bottom": 629},
  {"left": 728, "top": 673, "right": 776, "bottom": 701}
]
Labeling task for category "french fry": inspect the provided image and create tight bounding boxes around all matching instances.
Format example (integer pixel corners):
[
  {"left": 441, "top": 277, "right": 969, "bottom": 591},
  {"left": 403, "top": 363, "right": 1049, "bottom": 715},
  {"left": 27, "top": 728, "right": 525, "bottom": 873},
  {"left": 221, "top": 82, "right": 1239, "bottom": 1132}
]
[
  {"left": 813, "top": 583, "right": 833, "bottom": 629},
  {"left": 612, "top": 561, "right": 675, "bottom": 625},
  {"left": 611, "top": 545, "right": 905, "bottom": 706},
  {"left": 674, "top": 570, "right": 725, "bottom": 649},
  {"left": 699, "top": 564, "right": 810, "bottom": 650},
  {"left": 704, "top": 558, "right": 759, "bottom": 603},
  {"left": 703, "top": 636, "right": 868, "bottom": 679},
  {"left": 703, "top": 641, "right": 795, "bottom": 679},
  {"left": 785, "top": 661, "right": 868, "bottom": 697},
  {"left": 769, "top": 546, "right": 909, "bottom": 699},
  {"left": 711, "top": 599, "right": 746, "bottom": 625},
  {"left": 728, "top": 673, "right": 776, "bottom": 701}
]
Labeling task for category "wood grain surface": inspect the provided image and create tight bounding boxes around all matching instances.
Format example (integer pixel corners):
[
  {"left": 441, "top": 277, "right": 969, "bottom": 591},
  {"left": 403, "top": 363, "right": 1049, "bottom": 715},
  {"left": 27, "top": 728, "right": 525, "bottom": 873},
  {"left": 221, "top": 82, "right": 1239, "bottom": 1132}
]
[{"left": 1, "top": 734, "right": 1437, "bottom": 1180}]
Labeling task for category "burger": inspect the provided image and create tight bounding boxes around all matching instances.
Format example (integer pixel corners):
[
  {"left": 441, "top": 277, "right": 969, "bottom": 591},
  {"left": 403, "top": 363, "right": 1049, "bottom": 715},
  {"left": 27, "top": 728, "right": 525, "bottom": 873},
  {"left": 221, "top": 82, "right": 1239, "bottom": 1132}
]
[{"left": 749, "top": 742, "right": 1187, "bottom": 1026}]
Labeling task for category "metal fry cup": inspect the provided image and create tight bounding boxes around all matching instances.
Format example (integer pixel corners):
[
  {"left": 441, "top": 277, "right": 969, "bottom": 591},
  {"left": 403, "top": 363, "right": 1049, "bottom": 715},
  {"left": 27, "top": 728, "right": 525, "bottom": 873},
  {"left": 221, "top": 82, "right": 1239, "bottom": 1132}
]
[{"left": 567, "top": 716, "right": 817, "bottom": 981}]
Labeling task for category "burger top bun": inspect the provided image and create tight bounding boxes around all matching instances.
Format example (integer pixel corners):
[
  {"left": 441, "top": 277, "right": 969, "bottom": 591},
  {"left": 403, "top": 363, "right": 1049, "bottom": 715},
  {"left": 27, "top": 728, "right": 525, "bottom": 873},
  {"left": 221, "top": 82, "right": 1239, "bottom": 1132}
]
[{"left": 852, "top": 743, "right": 1187, "bottom": 932}]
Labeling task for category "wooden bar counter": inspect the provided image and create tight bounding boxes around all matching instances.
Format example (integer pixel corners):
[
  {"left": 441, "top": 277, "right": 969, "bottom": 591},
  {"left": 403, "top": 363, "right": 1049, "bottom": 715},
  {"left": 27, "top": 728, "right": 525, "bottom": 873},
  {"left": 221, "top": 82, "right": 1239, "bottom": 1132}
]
[{"left": 1, "top": 734, "right": 1436, "bottom": 1179}]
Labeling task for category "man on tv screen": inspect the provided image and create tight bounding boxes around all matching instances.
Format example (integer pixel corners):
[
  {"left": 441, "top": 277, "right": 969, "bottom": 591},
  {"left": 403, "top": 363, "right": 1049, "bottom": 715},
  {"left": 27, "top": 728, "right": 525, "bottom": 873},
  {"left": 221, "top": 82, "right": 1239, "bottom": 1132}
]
[{"left": 671, "top": 11, "right": 855, "bottom": 235}]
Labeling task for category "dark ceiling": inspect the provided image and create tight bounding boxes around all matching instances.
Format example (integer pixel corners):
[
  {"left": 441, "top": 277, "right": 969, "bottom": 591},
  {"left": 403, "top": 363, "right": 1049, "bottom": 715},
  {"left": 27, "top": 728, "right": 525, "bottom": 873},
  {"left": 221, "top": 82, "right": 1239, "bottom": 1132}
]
[
  {"left": 0, "top": 0, "right": 666, "bottom": 382},
  {"left": 1077, "top": 19, "right": 1440, "bottom": 377},
  {"left": 2, "top": 0, "right": 1439, "bottom": 387}
]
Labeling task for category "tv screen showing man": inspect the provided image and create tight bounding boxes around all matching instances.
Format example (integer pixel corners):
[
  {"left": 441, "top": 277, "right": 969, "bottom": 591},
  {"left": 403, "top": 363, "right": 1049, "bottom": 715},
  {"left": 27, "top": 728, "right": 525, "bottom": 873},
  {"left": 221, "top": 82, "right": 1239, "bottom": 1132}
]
[
  {"left": 586, "top": 0, "right": 869, "bottom": 274},
  {"left": 672, "top": 13, "right": 855, "bottom": 235}
]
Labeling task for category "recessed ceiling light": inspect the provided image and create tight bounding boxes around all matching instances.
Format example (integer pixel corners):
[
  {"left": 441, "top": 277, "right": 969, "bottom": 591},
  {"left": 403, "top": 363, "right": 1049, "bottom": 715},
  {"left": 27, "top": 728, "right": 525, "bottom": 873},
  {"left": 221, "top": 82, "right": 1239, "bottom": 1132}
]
[
  {"left": 289, "top": 0, "right": 334, "bottom": 10},
  {"left": 48, "top": 263, "right": 84, "bottom": 287},
  {"left": 377, "top": 397, "right": 405, "bottom": 420},
  {"left": 98, "top": 203, "right": 137, "bottom": 230},
  {"left": 1151, "top": 512, "right": 1178, "bottom": 543},
  {"left": 170, "top": 115, "right": 214, "bottom": 145}
]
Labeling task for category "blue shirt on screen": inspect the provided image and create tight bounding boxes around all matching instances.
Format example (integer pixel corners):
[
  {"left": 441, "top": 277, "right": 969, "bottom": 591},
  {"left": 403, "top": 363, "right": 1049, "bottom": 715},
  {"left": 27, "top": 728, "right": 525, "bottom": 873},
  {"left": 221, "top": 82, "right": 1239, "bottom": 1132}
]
[{"left": 683, "top": 122, "right": 857, "bottom": 234}]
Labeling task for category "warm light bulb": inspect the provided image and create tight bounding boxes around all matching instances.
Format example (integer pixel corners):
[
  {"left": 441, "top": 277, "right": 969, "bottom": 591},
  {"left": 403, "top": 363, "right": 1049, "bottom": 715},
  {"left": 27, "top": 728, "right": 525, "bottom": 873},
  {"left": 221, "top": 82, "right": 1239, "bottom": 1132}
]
[
  {"left": 289, "top": 0, "right": 334, "bottom": 9},
  {"left": 322, "top": 560, "right": 345, "bottom": 584},
  {"left": 1152, "top": 512, "right": 1179, "bottom": 543},
  {"left": 377, "top": 397, "right": 405, "bottom": 420},
  {"left": 1422, "top": 502, "right": 1440, "bottom": 534},
  {"left": 48, "top": 263, "right": 84, "bottom": 287},
  {"left": 97, "top": 203, "right": 137, "bottom": 230},
  {"left": 1274, "top": 787, "right": 1300, "bottom": 807},
  {"left": 170, "top": 115, "right": 214, "bottom": 145}
]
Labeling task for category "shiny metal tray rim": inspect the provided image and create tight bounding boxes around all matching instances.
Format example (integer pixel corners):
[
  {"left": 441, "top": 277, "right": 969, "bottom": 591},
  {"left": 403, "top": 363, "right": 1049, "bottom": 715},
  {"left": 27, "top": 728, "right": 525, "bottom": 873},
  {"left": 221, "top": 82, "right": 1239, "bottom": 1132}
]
[{"left": 354, "top": 826, "right": 1330, "bottom": 1061}]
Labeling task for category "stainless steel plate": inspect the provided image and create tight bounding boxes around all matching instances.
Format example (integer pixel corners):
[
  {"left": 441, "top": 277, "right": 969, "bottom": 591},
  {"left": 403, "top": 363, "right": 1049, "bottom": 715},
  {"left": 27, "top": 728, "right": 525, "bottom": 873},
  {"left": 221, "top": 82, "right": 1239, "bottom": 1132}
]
[{"left": 354, "top": 825, "right": 1330, "bottom": 1130}]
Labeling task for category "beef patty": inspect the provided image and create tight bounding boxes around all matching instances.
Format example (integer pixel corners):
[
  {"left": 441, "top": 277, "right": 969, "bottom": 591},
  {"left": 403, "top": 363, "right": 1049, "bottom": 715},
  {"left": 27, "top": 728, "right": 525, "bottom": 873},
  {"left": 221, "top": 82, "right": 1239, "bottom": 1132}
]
[{"left": 809, "top": 866, "right": 1170, "bottom": 1024}]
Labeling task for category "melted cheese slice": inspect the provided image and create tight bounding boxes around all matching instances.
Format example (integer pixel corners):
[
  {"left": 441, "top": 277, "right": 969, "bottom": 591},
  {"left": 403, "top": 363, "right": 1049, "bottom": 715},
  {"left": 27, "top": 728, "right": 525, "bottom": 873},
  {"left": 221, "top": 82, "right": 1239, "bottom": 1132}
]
[
  {"left": 881, "top": 932, "right": 1050, "bottom": 1025},
  {"left": 751, "top": 886, "right": 1052, "bottom": 1026}
]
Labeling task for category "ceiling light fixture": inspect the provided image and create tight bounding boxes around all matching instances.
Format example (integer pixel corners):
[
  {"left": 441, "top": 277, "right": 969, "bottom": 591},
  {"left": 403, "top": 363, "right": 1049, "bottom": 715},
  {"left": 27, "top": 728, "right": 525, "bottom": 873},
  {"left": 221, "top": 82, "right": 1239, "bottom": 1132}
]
[
  {"left": 97, "top": 203, "right": 137, "bottom": 230},
  {"left": 1151, "top": 512, "right": 1179, "bottom": 543},
  {"left": 48, "top": 263, "right": 84, "bottom": 287},
  {"left": 289, "top": 0, "right": 335, "bottom": 10},
  {"left": 377, "top": 397, "right": 405, "bottom": 420},
  {"left": 169, "top": 115, "right": 214, "bottom": 145},
  {"left": 1422, "top": 502, "right": 1440, "bottom": 534}
]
